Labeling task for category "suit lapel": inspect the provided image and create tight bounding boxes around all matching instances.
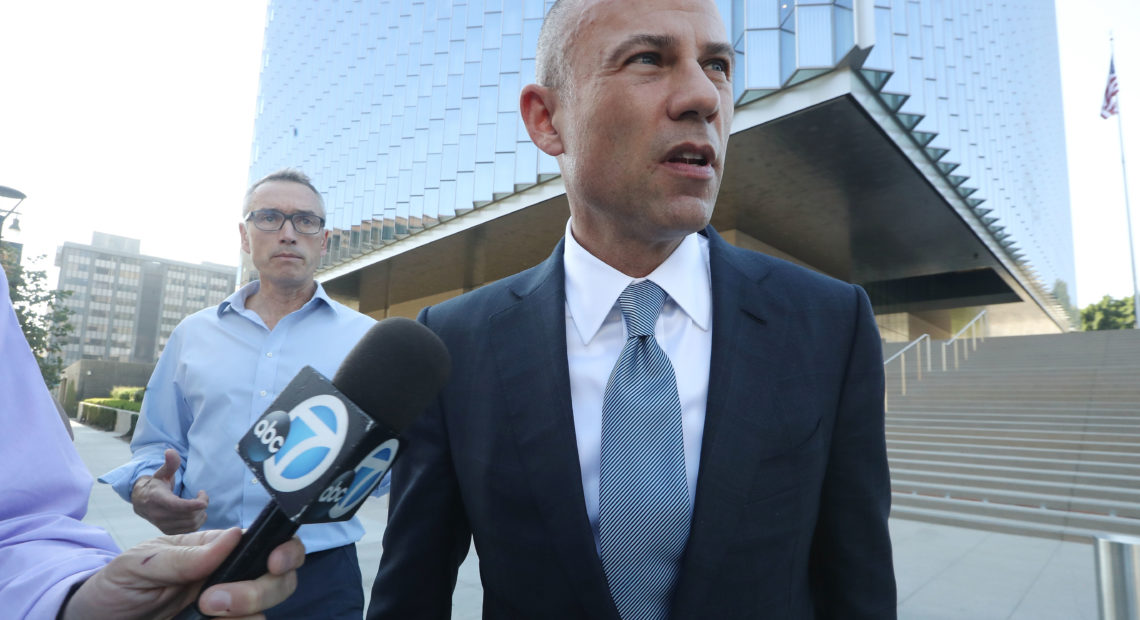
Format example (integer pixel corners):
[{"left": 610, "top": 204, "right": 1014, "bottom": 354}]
[
  {"left": 483, "top": 230, "right": 786, "bottom": 617},
  {"left": 673, "top": 228, "right": 785, "bottom": 615},
  {"left": 487, "top": 240, "right": 620, "bottom": 620}
]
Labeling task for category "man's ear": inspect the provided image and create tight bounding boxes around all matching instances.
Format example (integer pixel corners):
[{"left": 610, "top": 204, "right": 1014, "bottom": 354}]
[
  {"left": 320, "top": 230, "right": 329, "bottom": 256},
  {"left": 239, "top": 221, "right": 251, "bottom": 254},
  {"left": 520, "top": 84, "right": 565, "bottom": 157}
]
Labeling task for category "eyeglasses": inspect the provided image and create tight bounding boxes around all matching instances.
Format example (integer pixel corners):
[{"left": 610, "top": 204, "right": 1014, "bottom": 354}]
[{"left": 245, "top": 209, "right": 326, "bottom": 235}]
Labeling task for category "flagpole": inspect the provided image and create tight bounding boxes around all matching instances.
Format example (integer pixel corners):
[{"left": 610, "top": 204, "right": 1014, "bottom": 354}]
[
  {"left": 1121, "top": 111, "right": 1139, "bottom": 329},
  {"left": 1111, "top": 35, "right": 1140, "bottom": 329}
]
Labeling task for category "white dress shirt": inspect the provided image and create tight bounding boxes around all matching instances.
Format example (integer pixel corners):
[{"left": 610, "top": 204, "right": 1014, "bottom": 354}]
[{"left": 562, "top": 220, "right": 713, "bottom": 547}]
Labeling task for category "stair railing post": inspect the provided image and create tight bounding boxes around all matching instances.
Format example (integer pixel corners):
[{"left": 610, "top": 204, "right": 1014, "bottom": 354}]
[
  {"left": 900, "top": 352, "right": 906, "bottom": 396},
  {"left": 1095, "top": 534, "right": 1140, "bottom": 620},
  {"left": 941, "top": 342, "right": 947, "bottom": 372}
]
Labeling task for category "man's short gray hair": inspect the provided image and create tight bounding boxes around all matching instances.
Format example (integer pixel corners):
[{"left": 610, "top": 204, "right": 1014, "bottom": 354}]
[
  {"left": 242, "top": 168, "right": 325, "bottom": 215},
  {"left": 535, "top": 0, "right": 581, "bottom": 95}
]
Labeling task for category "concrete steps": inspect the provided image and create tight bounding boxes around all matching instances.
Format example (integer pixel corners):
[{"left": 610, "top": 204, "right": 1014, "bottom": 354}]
[
  {"left": 883, "top": 329, "right": 1140, "bottom": 542},
  {"left": 889, "top": 440, "right": 1140, "bottom": 465},
  {"left": 887, "top": 447, "right": 1140, "bottom": 474},
  {"left": 889, "top": 457, "right": 1140, "bottom": 490},
  {"left": 889, "top": 469, "right": 1140, "bottom": 508},
  {"left": 889, "top": 498, "right": 1127, "bottom": 543}
]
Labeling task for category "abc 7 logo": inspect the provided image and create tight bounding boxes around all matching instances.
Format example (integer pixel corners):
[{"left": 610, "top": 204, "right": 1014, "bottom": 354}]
[
  {"left": 319, "top": 478, "right": 350, "bottom": 504},
  {"left": 247, "top": 394, "right": 350, "bottom": 494},
  {"left": 308, "top": 439, "right": 399, "bottom": 521},
  {"left": 239, "top": 410, "right": 292, "bottom": 464},
  {"left": 254, "top": 417, "right": 286, "bottom": 453}
]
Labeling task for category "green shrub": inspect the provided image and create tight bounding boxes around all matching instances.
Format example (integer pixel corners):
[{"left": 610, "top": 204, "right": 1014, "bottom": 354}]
[
  {"left": 110, "top": 386, "right": 146, "bottom": 402},
  {"left": 85, "top": 398, "right": 141, "bottom": 413},
  {"left": 79, "top": 403, "right": 118, "bottom": 431}
]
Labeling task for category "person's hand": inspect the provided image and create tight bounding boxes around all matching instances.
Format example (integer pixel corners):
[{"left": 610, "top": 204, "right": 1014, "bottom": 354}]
[
  {"left": 131, "top": 449, "right": 209, "bottom": 534},
  {"left": 61, "top": 527, "right": 305, "bottom": 620}
]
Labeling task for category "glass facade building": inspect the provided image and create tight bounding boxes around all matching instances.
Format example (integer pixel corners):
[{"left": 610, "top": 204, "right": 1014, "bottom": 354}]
[
  {"left": 55, "top": 232, "right": 236, "bottom": 366},
  {"left": 250, "top": 0, "right": 1074, "bottom": 336}
]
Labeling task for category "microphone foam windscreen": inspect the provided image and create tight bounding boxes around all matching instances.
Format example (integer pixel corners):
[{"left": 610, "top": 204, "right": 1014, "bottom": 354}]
[{"left": 332, "top": 317, "right": 451, "bottom": 433}]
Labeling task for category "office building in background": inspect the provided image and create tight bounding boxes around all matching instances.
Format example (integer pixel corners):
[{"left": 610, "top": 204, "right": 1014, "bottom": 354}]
[
  {"left": 248, "top": 0, "right": 1075, "bottom": 338},
  {"left": 55, "top": 232, "right": 235, "bottom": 366}
]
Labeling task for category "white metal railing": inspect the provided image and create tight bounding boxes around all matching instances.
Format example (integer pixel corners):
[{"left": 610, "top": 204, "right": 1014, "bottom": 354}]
[
  {"left": 881, "top": 310, "right": 990, "bottom": 411},
  {"left": 883, "top": 333, "right": 931, "bottom": 411},
  {"left": 941, "top": 310, "right": 989, "bottom": 371}
]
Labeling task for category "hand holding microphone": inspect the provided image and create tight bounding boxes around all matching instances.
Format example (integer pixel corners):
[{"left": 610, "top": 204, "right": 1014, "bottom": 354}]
[
  {"left": 173, "top": 317, "right": 450, "bottom": 620},
  {"left": 61, "top": 528, "right": 304, "bottom": 620}
]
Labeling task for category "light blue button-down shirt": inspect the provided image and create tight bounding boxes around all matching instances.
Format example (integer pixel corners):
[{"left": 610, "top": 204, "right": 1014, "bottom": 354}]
[{"left": 100, "top": 281, "right": 380, "bottom": 554}]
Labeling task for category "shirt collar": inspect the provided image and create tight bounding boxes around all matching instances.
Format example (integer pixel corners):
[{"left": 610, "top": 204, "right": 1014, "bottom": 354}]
[
  {"left": 218, "top": 280, "right": 335, "bottom": 317},
  {"left": 563, "top": 219, "right": 711, "bottom": 346}
]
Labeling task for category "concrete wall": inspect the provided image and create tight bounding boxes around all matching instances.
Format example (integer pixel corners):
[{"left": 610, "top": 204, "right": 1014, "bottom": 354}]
[{"left": 58, "top": 359, "right": 155, "bottom": 415}]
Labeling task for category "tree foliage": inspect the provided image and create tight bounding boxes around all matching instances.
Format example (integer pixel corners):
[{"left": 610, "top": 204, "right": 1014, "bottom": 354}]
[
  {"left": 4, "top": 255, "right": 74, "bottom": 388},
  {"left": 1080, "top": 294, "right": 1136, "bottom": 331}
]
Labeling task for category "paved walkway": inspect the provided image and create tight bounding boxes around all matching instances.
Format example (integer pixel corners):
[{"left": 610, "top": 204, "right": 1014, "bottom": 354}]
[{"left": 71, "top": 421, "right": 1097, "bottom": 619}]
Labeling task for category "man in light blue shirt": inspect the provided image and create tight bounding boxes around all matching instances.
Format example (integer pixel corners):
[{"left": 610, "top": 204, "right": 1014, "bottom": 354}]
[{"left": 101, "top": 168, "right": 377, "bottom": 618}]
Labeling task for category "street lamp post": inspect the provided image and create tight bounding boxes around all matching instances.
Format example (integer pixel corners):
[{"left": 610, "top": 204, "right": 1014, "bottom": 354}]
[{"left": 0, "top": 185, "right": 26, "bottom": 246}]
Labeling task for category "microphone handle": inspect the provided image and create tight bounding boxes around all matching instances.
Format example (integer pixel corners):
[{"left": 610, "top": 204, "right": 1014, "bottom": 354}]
[{"left": 172, "top": 505, "right": 300, "bottom": 620}]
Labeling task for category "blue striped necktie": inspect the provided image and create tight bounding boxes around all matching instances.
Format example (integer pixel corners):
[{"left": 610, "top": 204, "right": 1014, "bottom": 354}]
[{"left": 599, "top": 280, "right": 690, "bottom": 620}]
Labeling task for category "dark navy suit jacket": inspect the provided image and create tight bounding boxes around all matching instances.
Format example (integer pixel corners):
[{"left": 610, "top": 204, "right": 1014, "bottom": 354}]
[{"left": 369, "top": 227, "right": 896, "bottom": 619}]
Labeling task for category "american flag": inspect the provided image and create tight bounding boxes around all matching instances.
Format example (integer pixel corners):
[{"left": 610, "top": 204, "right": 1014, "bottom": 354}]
[{"left": 1101, "top": 56, "right": 1120, "bottom": 119}]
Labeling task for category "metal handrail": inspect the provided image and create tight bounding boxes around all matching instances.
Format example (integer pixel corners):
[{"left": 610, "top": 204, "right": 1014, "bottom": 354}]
[
  {"left": 883, "top": 333, "right": 930, "bottom": 367},
  {"left": 882, "top": 310, "right": 990, "bottom": 411},
  {"left": 941, "top": 310, "right": 988, "bottom": 371},
  {"left": 883, "top": 333, "right": 931, "bottom": 411}
]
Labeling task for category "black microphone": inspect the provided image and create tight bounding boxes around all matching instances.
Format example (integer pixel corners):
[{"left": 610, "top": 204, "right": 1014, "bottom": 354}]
[{"left": 173, "top": 317, "right": 450, "bottom": 620}]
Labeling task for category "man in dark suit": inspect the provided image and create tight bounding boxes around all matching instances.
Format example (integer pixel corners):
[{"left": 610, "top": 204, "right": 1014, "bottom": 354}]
[{"left": 369, "top": 0, "right": 896, "bottom": 617}]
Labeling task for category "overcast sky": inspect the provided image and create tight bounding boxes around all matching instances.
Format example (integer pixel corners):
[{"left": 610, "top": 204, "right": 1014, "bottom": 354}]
[
  {"left": 0, "top": 2, "right": 267, "bottom": 274},
  {"left": 0, "top": 0, "right": 1137, "bottom": 309}
]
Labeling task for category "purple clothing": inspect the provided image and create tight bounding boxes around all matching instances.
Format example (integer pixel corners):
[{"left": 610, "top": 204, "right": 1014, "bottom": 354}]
[{"left": 0, "top": 267, "right": 119, "bottom": 619}]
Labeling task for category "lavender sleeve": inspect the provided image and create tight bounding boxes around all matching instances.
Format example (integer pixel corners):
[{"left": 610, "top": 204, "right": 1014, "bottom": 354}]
[{"left": 0, "top": 267, "right": 120, "bottom": 619}]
